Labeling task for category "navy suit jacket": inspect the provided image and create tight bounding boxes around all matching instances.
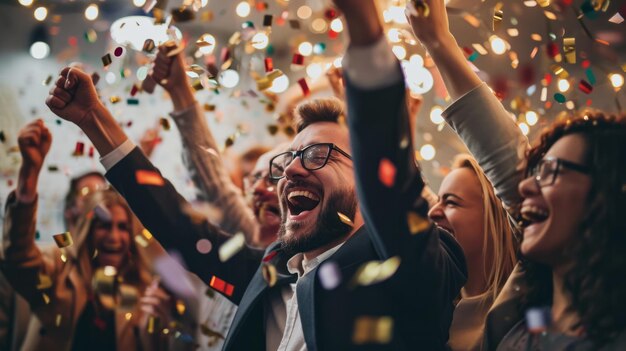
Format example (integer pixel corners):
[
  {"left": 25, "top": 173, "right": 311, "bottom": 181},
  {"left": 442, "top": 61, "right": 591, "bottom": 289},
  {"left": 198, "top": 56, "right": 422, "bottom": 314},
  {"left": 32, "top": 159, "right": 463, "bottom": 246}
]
[{"left": 106, "top": 73, "right": 466, "bottom": 349}]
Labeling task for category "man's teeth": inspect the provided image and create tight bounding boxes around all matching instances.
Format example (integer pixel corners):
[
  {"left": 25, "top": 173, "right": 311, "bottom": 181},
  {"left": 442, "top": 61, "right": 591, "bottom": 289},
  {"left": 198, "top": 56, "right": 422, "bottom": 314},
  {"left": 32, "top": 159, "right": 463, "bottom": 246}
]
[
  {"left": 288, "top": 190, "right": 319, "bottom": 201},
  {"left": 520, "top": 205, "right": 549, "bottom": 222}
]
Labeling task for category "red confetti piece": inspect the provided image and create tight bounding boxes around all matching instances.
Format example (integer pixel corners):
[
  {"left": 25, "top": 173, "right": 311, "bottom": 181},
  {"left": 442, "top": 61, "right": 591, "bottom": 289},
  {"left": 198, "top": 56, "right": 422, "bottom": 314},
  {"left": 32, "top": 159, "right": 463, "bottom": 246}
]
[
  {"left": 292, "top": 53, "right": 304, "bottom": 65},
  {"left": 220, "top": 47, "right": 230, "bottom": 64},
  {"left": 210, "top": 276, "right": 234, "bottom": 297},
  {"left": 263, "top": 250, "right": 278, "bottom": 262},
  {"left": 542, "top": 73, "right": 552, "bottom": 86},
  {"left": 298, "top": 78, "right": 310, "bottom": 96},
  {"left": 135, "top": 170, "right": 165, "bottom": 186},
  {"left": 68, "top": 36, "right": 78, "bottom": 47},
  {"left": 581, "top": 60, "right": 591, "bottom": 69},
  {"left": 114, "top": 47, "right": 124, "bottom": 57},
  {"left": 130, "top": 84, "right": 139, "bottom": 97},
  {"left": 88, "top": 146, "right": 94, "bottom": 158},
  {"left": 74, "top": 142, "right": 85, "bottom": 156},
  {"left": 324, "top": 8, "right": 338, "bottom": 19},
  {"left": 264, "top": 57, "right": 274, "bottom": 72},
  {"left": 378, "top": 158, "right": 396, "bottom": 188},
  {"left": 578, "top": 80, "right": 593, "bottom": 94},
  {"left": 546, "top": 42, "right": 560, "bottom": 60},
  {"left": 328, "top": 30, "right": 339, "bottom": 40}
]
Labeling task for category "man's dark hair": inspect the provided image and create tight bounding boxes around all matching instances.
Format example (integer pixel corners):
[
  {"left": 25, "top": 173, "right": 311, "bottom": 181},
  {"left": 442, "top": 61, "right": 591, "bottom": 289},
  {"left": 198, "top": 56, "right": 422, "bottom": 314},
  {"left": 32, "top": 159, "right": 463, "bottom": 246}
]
[{"left": 294, "top": 98, "right": 345, "bottom": 133}]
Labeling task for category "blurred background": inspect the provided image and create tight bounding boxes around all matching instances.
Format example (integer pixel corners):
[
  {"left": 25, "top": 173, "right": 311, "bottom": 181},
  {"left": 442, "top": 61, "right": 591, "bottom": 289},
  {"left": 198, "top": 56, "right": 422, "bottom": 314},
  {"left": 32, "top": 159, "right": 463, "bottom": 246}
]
[{"left": 0, "top": 0, "right": 624, "bottom": 241}]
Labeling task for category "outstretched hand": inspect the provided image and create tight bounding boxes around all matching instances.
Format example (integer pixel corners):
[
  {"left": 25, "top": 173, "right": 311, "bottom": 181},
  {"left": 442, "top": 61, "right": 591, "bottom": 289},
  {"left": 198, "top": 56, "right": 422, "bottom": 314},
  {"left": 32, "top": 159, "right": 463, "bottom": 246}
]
[
  {"left": 152, "top": 43, "right": 188, "bottom": 93},
  {"left": 405, "top": 0, "right": 451, "bottom": 48},
  {"left": 45, "top": 66, "right": 102, "bottom": 126}
]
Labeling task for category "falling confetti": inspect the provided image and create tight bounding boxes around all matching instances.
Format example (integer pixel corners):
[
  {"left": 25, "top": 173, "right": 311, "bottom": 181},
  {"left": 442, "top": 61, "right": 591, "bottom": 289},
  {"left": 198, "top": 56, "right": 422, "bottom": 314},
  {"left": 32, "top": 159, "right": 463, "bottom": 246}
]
[
  {"left": 352, "top": 316, "right": 394, "bottom": 344},
  {"left": 318, "top": 261, "right": 341, "bottom": 290},
  {"left": 218, "top": 232, "right": 245, "bottom": 262},
  {"left": 135, "top": 170, "right": 165, "bottom": 186},
  {"left": 52, "top": 232, "right": 73, "bottom": 248},
  {"left": 378, "top": 158, "right": 396, "bottom": 188}
]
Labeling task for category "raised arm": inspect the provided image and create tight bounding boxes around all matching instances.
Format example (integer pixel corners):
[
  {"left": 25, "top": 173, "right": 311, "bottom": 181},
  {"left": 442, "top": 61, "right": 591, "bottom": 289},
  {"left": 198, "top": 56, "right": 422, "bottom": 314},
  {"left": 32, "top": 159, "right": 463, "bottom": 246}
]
[
  {"left": 336, "top": 1, "right": 466, "bottom": 340},
  {"left": 150, "top": 45, "right": 259, "bottom": 241},
  {"left": 407, "top": 1, "right": 529, "bottom": 211},
  {"left": 1, "top": 120, "right": 58, "bottom": 308},
  {"left": 45, "top": 68, "right": 263, "bottom": 303}
]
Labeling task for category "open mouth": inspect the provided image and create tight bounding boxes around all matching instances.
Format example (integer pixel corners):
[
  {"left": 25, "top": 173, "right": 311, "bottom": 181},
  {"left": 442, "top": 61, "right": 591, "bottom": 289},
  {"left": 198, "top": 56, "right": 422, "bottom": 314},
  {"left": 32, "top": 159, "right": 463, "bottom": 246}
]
[
  {"left": 286, "top": 190, "right": 321, "bottom": 217},
  {"left": 258, "top": 202, "right": 280, "bottom": 218},
  {"left": 98, "top": 246, "right": 124, "bottom": 255},
  {"left": 520, "top": 205, "right": 549, "bottom": 226}
]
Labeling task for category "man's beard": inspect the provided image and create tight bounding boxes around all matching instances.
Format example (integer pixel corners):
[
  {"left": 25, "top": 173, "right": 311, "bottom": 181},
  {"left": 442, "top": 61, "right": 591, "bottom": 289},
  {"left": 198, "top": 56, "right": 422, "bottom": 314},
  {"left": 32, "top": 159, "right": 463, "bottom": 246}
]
[{"left": 278, "top": 188, "right": 357, "bottom": 254}]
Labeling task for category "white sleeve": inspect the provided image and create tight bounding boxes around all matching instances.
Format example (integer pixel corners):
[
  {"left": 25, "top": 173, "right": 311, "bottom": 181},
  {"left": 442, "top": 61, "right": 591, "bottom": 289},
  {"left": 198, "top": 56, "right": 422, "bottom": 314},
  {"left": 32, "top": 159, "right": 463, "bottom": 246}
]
[
  {"left": 99, "top": 139, "right": 136, "bottom": 171},
  {"left": 342, "top": 35, "right": 403, "bottom": 90}
]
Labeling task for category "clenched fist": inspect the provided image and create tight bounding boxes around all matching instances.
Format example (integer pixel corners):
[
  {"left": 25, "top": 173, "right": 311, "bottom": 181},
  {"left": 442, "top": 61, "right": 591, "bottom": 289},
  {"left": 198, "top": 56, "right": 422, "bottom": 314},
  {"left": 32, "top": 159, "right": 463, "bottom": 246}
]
[
  {"left": 45, "top": 66, "right": 103, "bottom": 126},
  {"left": 18, "top": 119, "right": 52, "bottom": 173}
]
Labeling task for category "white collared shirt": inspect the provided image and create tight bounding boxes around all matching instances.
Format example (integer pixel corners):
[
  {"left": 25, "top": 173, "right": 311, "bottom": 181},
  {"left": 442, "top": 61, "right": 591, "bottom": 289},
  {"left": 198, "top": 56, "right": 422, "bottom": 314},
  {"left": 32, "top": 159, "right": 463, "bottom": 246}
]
[{"left": 265, "top": 243, "right": 344, "bottom": 351}]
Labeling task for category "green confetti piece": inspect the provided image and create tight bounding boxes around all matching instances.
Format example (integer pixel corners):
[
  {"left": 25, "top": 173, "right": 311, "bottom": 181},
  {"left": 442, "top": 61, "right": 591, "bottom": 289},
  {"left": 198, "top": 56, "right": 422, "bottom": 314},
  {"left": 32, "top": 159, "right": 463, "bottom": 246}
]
[
  {"left": 554, "top": 93, "right": 566, "bottom": 103},
  {"left": 126, "top": 98, "right": 139, "bottom": 105},
  {"left": 468, "top": 52, "right": 479, "bottom": 62},
  {"left": 585, "top": 68, "right": 596, "bottom": 85}
]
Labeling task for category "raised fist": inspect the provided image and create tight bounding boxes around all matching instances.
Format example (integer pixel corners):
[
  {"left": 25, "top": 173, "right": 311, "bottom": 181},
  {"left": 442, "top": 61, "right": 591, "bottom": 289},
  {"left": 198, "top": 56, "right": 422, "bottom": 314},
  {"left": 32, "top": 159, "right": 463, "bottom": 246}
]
[
  {"left": 45, "top": 66, "right": 103, "bottom": 126},
  {"left": 18, "top": 119, "right": 52, "bottom": 172},
  {"left": 151, "top": 43, "right": 188, "bottom": 93}
]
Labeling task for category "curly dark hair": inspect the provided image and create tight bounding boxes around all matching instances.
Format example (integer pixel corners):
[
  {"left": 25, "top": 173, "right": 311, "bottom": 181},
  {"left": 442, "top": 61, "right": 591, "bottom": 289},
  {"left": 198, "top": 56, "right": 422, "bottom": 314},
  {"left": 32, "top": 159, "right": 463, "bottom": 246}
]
[{"left": 520, "top": 111, "right": 626, "bottom": 346}]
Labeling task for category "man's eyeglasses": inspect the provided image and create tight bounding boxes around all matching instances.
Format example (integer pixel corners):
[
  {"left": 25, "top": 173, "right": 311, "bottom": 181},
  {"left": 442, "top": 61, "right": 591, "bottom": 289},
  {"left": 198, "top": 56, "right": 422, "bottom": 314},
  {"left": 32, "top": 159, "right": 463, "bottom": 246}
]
[
  {"left": 243, "top": 170, "right": 276, "bottom": 189},
  {"left": 269, "top": 143, "right": 352, "bottom": 181},
  {"left": 529, "top": 156, "right": 591, "bottom": 187}
]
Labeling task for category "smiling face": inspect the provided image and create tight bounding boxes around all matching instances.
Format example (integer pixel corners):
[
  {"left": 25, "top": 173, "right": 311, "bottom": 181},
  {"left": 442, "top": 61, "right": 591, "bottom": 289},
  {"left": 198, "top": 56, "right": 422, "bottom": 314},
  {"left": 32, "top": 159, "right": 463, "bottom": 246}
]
[
  {"left": 519, "top": 133, "right": 592, "bottom": 265},
  {"left": 277, "top": 122, "right": 360, "bottom": 254},
  {"left": 428, "top": 167, "right": 485, "bottom": 260},
  {"left": 245, "top": 147, "right": 284, "bottom": 247},
  {"left": 91, "top": 204, "right": 132, "bottom": 269}
]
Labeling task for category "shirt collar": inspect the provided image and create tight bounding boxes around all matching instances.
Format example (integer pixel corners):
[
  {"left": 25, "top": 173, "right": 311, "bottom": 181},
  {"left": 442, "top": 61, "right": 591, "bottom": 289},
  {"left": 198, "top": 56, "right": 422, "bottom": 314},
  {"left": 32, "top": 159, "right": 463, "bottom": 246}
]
[{"left": 286, "top": 242, "right": 344, "bottom": 279}]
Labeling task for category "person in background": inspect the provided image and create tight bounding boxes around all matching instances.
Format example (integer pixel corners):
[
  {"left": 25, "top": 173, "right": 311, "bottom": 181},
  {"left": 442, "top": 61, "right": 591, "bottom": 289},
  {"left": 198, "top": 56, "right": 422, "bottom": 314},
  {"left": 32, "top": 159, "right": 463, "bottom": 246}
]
[
  {"left": 1, "top": 120, "right": 172, "bottom": 351},
  {"left": 231, "top": 146, "right": 272, "bottom": 192}
]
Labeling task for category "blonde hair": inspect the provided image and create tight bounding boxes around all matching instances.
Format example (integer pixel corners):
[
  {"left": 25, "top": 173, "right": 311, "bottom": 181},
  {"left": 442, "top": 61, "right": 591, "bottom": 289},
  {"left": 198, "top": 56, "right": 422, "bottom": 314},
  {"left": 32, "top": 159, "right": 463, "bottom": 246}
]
[
  {"left": 452, "top": 154, "right": 517, "bottom": 303},
  {"left": 69, "top": 189, "right": 153, "bottom": 292}
]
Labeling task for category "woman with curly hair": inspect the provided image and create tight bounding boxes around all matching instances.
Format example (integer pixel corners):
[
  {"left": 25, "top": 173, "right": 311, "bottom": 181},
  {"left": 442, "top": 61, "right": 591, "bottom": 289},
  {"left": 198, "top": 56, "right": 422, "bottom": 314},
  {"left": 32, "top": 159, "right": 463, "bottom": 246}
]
[{"left": 489, "top": 113, "right": 626, "bottom": 350}]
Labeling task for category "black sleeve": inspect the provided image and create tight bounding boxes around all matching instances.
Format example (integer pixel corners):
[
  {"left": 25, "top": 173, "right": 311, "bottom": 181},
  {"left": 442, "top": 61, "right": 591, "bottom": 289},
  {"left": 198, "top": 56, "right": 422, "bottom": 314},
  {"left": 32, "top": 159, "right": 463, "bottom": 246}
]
[{"left": 106, "top": 147, "right": 263, "bottom": 304}]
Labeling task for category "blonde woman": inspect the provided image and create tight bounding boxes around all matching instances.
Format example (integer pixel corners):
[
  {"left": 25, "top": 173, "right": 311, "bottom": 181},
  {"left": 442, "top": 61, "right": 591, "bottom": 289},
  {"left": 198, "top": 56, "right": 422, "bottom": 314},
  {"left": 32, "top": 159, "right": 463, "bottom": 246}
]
[
  {"left": 1, "top": 120, "right": 169, "bottom": 351},
  {"left": 428, "top": 155, "right": 518, "bottom": 350}
]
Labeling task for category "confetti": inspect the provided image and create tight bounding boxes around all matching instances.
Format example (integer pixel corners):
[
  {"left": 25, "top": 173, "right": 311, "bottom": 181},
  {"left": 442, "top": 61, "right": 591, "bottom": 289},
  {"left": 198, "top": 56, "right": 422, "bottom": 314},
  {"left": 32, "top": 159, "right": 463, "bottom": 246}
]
[
  {"left": 43, "top": 75, "right": 53, "bottom": 86},
  {"left": 118, "top": 284, "right": 139, "bottom": 310},
  {"left": 292, "top": 53, "right": 304, "bottom": 66},
  {"left": 264, "top": 57, "right": 274, "bottom": 72},
  {"left": 378, "top": 158, "right": 396, "bottom": 188},
  {"left": 289, "top": 19, "right": 300, "bottom": 29},
  {"left": 526, "top": 307, "right": 550, "bottom": 333},
  {"left": 337, "top": 212, "right": 354, "bottom": 227},
  {"left": 493, "top": 3, "right": 503, "bottom": 32},
  {"left": 84, "top": 29, "right": 97, "bottom": 43},
  {"left": 407, "top": 211, "right": 430, "bottom": 234},
  {"left": 36, "top": 273, "right": 52, "bottom": 290},
  {"left": 101, "top": 53, "right": 112, "bottom": 67},
  {"left": 263, "top": 14, "right": 273, "bottom": 27},
  {"left": 578, "top": 80, "right": 593, "bottom": 94},
  {"left": 352, "top": 316, "right": 394, "bottom": 344},
  {"left": 109, "top": 96, "right": 121, "bottom": 104},
  {"left": 262, "top": 263, "right": 277, "bottom": 287},
  {"left": 352, "top": 256, "right": 401, "bottom": 287},
  {"left": 55, "top": 314, "right": 62, "bottom": 327},
  {"left": 549, "top": 64, "right": 569, "bottom": 78},
  {"left": 142, "top": 39, "right": 156, "bottom": 53},
  {"left": 563, "top": 38, "right": 576, "bottom": 64},
  {"left": 196, "top": 239, "right": 213, "bottom": 254},
  {"left": 408, "top": 0, "right": 430, "bottom": 17},
  {"left": 176, "top": 300, "right": 186, "bottom": 315},
  {"left": 159, "top": 117, "right": 171, "bottom": 131},
  {"left": 209, "top": 275, "right": 235, "bottom": 297},
  {"left": 53, "top": 232, "right": 73, "bottom": 248},
  {"left": 585, "top": 68, "right": 596, "bottom": 85},
  {"left": 135, "top": 170, "right": 165, "bottom": 186},
  {"left": 147, "top": 316, "right": 157, "bottom": 334},
  {"left": 73, "top": 142, "right": 84, "bottom": 156},
  {"left": 298, "top": 78, "right": 310, "bottom": 96},
  {"left": 113, "top": 47, "right": 124, "bottom": 57},
  {"left": 127, "top": 98, "right": 139, "bottom": 105},
  {"left": 554, "top": 93, "right": 566, "bottom": 103},
  {"left": 218, "top": 232, "right": 245, "bottom": 262},
  {"left": 608, "top": 12, "right": 624, "bottom": 24},
  {"left": 536, "top": 0, "right": 550, "bottom": 7},
  {"left": 318, "top": 261, "right": 341, "bottom": 290}
]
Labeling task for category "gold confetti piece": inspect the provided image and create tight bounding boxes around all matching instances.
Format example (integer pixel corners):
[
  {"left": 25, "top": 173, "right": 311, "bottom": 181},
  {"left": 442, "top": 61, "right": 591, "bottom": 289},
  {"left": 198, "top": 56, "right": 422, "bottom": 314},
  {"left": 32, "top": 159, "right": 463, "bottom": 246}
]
[
  {"left": 55, "top": 314, "right": 62, "bottom": 327},
  {"left": 176, "top": 300, "right": 186, "bottom": 315},
  {"left": 218, "top": 232, "right": 245, "bottom": 262},
  {"left": 42, "top": 293, "right": 50, "bottom": 304},
  {"left": 92, "top": 266, "right": 117, "bottom": 309},
  {"left": 109, "top": 96, "right": 121, "bottom": 104},
  {"left": 43, "top": 75, "right": 53, "bottom": 86},
  {"left": 352, "top": 256, "right": 402, "bottom": 287},
  {"left": 337, "top": 212, "right": 354, "bottom": 227},
  {"left": 493, "top": 2, "right": 503, "bottom": 31},
  {"left": 352, "top": 316, "right": 394, "bottom": 344},
  {"left": 60, "top": 251, "right": 67, "bottom": 263},
  {"left": 462, "top": 13, "right": 481, "bottom": 28},
  {"left": 543, "top": 10, "right": 557, "bottom": 20},
  {"left": 407, "top": 0, "right": 430, "bottom": 17},
  {"left": 536, "top": 0, "right": 550, "bottom": 7},
  {"left": 125, "top": 312, "right": 132, "bottom": 320},
  {"left": 135, "top": 235, "right": 149, "bottom": 248},
  {"left": 101, "top": 53, "right": 112, "bottom": 67},
  {"left": 118, "top": 284, "right": 139, "bottom": 310},
  {"left": 262, "top": 263, "right": 277, "bottom": 287},
  {"left": 563, "top": 38, "right": 576, "bottom": 64},
  {"left": 147, "top": 316, "right": 157, "bottom": 334},
  {"left": 550, "top": 64, "right": 569, "bottom": 78},
  {"left": 36, "top": 273, "right": 52, "bottom": 290},
  {"left": 143, "top": 39, "right": 156, "bottom": 53},
  {"left": 407, "top": 211, "right": 430, "bottom": 234},
  {"left": 53, "top": 232, "right": 73, "bottom": 248},
  {"left": 204, "top": 103, "right": 216, "bottom": 111}
]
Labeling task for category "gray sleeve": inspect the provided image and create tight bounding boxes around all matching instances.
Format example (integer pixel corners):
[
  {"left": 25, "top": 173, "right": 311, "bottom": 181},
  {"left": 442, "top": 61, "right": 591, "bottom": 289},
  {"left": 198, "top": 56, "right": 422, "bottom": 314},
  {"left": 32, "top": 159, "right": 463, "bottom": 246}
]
[
  {"left": 170, "top": 103, "right": 259, "bottom": 241},
  {"left": 442, "top": 83, "right": 529, "bottom": 212}
]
